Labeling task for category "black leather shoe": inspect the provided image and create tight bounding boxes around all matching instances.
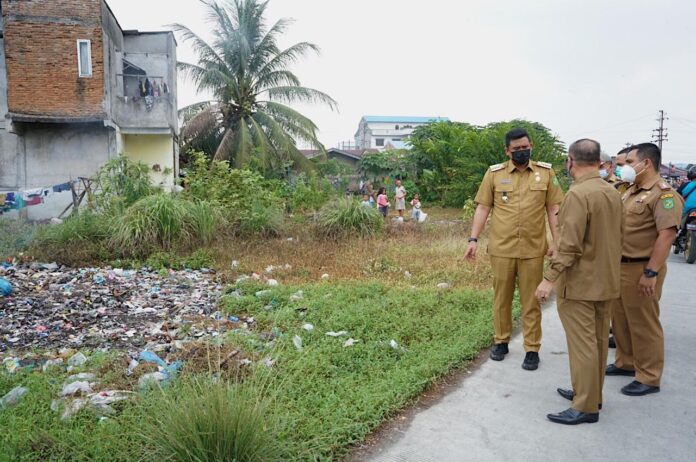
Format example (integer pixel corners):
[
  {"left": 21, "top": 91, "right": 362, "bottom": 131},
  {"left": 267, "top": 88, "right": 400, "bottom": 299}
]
[
  {"left": 522, "top": 351, "right": 540, "bottom": 370},
  {"left": 608, "top": 336, "right": 616, "bottom": 348},
  {"left": 605, "top": 364, "right": 635, "bottom": 376},
  {"left": 489, "top": 343, "right": 509, "bottom": 361},
  {"left": 556, "top": 388, "right": 602, "bottom": 409},
  {"left": 621, "top": 380, "right": 660, "bottom": 396},
  {"left": 547, "top": 408, "right": 599, "bottom": 425}
]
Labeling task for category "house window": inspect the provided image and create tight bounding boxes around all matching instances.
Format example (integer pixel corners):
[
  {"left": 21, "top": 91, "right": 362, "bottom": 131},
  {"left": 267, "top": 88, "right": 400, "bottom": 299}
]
[
  {"left": 375, "top": 138, "right": 385, "bottom": 147},
  {"left": 392, "top": 138, "right": 402, "bottom": 142},
  {"left": 395, "top": 125, "right": 400, "bottom": 130},
  {"left": 77, "top": 40, "right": 92, "bottom": 77}
]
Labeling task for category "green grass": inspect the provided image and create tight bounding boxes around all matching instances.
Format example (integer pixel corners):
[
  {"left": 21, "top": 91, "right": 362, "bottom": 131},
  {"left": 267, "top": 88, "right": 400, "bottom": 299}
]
[
  {"left": 0, "top": 219, "right": 38, "bottom": 260},
  {"left": 316, "top": 197, "right": 384, "bottom": 238},
  {"left": 1, "top": 281, "right": 516, "bottom": 461}
]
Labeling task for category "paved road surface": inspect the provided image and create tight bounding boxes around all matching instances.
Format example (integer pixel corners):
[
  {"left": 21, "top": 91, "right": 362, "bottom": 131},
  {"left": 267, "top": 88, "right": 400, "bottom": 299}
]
[{"left": 364, "top": 254, "right": 695, "bottom": 462}]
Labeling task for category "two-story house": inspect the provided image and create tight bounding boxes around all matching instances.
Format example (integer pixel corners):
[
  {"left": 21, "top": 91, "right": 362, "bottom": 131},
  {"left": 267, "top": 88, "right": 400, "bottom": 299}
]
[
  {"left": 354, "top": 116, "right": 449, "bottom": 151},
  {"left": 0, "top": 0, "right": 178, "bottom": 219}
]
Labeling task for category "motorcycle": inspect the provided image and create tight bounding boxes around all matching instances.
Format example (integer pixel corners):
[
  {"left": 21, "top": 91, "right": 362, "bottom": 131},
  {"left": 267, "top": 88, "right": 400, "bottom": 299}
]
[{"left": 674, "top": 209, "right": 696, "bottom": 264}]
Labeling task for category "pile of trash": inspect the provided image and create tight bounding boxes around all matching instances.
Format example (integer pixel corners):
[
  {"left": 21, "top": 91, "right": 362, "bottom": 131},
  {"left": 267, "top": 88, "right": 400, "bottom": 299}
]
[{"left": 0, "top": 262, "right": 228, "bottom": 352}]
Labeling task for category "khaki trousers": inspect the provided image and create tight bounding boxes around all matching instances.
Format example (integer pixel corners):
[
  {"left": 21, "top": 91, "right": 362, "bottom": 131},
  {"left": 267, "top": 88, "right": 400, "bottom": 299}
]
[
  {"left": 489, "top": 256, "right": 544, "bottom": 352},
  {"left": 557, "top": 297, "right": 610, "bottom": 413},
  {"left": 612, "top": 262, "right": 666, "bottom": 387}
]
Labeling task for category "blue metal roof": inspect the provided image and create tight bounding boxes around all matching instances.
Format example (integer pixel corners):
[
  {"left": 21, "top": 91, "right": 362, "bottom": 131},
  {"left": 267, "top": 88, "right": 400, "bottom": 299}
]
[{"left": 363, "top": 116, "right": 450, "bottom": 123}]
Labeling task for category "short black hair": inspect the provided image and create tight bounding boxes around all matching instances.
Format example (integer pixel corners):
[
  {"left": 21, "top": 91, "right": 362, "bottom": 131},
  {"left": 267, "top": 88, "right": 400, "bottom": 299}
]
[
  {"left": 616, "top": 147, "right": 632, "bottom": 156},
  {"left": 505, "top": 128, "right": 531, "bottom": 148},
  {"left": 568, "top": 139, "right": 601, "bottom": 165},
  {"left": 630, "top": 143, "right": 661, "bottom": 170}
]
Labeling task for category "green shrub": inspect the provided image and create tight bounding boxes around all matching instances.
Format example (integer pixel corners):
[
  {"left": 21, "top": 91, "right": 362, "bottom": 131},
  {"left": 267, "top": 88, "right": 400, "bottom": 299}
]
[
  {"left": 96, "top": 155, "right": 155, "bottom": 212},
  {"left": 185, "top": 249, "right": 214, "bottom": 270},
  {"left": 316, "top": 197, "right": 384, "bottom": 238},
  {"left": 0, "top": 219, "right": 37, "bottom": 259},
  {"left": 111, "top": 195, "right": 223, "bottom": 257},
  {"left": 288, "top": 172, "right": 335, "bottom": 212},
  {"left": 146, "top": 251, "right": 183, "bottom": 270},
  {"left": 31, "top": 212, "right": 112, "bottom": 263},
  {"left": 235, "top": 203, "right": 285, "bottom": 237},
  {"left": 145, "top": 379, "right": 283, "bottom": 462}
]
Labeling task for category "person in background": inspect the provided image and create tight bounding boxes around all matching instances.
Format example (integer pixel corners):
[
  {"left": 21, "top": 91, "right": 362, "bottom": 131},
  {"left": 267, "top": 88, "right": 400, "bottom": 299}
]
[
  {"left": 411, "top": 193, "right": 422, "bottom": 222},
  {"left": 613, "top": 147, "right": 632, "bottom": 194},
  {"left": 377, "top": 187, "right": 390, "bottom": 221},
  {"left": 599, "top": 151, "right": 619, "bottom": 184},
  {"left": 395, "top": 179, "right": 407, "bottom": 218},
  {"left": 361, "top": 194, "right": 373, "bottom": 207}
]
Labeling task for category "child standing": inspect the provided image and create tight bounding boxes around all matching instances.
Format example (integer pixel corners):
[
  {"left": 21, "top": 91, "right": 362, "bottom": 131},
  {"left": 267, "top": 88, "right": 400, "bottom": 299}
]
[
  {"left": 377, "top": 187, "right": 390, "bottom": 221},
  {"left": 411, "top": 193, "right": 422, "bottom": 222}
]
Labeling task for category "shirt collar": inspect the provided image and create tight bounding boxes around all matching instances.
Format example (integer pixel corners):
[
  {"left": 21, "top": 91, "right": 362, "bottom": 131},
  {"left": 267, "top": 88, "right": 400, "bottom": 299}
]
[
  {"left": 637, "top": 173, "right": 662, "bottom": 191},
  {"left": 506, "top": 160, "right": 534, "bottom": 173},
  {"left": 574, "top": 171, "right": 600, "bottom": 184}
]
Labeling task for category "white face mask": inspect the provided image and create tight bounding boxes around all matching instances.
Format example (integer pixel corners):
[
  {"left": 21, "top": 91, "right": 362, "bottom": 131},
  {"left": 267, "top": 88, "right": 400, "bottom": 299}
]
[
  {"left": 620, "top": 165, "right": 636, "bottom": 183},
  {"left": 599, "top": 169, "right": 609, "bottom": 179}
]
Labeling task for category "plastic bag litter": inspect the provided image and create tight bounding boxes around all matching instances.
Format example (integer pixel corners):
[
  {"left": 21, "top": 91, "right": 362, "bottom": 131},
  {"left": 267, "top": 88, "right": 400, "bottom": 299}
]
[
  {"left": 289, "top": 290, "right": 304, "bottom": 302},
  {"left": 325, "top": 331, "right": 348, "bottom": 337},
  {"left": 343, "top": 338, "right": 358, "bottom": 348},
  {"left": 61, "top": 381, "right": 93, "bottom": 397},
  {"left": 292, "top": 335, "right": 303, "bottom": 351},
  {"left": 418, "top": 212, "right": 428, "bottom": 223},
  {"left": 302, "top": 323, "right": 314, "bottom": 332},
  {"left": 436, "top": 282, "right": 451, "bottom": 290},
  {"left": 0, "top": 386, "right": 28, "bottom": 410},
  {"left": 0, "top": 278, "right": 12, "bottom": 297},
  {"left": 67, "top": 352, "right": 88, "bottom": 367},
  {"left": 139, "top": 350, "right": 167, "bottom": 368},
  {"left": 138, "top": 372, "right": 167, "bottom": 389}
]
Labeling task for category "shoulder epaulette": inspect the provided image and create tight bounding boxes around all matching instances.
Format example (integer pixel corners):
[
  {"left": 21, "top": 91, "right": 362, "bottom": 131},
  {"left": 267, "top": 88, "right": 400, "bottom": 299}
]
[
  {"left": 535, "top": 161, "right": 552, "bottom": 169},
  {"left": 659, "top": 182, "right": 672, "bottom": 191},
  {"left": 490, "top": 163, "right": 505, "bottom": 172}
]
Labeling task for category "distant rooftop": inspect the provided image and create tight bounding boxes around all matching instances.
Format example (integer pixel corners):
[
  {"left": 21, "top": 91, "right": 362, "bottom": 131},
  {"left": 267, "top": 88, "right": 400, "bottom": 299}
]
[{"left": 362, "top": 116, "right": 450, "bottom": 124}]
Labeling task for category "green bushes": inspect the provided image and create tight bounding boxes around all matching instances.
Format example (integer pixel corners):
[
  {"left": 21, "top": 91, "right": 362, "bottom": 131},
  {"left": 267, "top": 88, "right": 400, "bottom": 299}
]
[
  {"left": 146, "top": 379, "right": 283, "bottom": 462},
  {"left": 316, "top": 197, "right": 384, "bottom": 238}
]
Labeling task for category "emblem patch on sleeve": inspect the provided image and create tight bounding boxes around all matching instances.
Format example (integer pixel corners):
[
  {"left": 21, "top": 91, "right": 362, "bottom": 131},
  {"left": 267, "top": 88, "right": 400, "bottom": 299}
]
[
  {"left": 663, "top": 197, "right": 675, "bottom": 209},
  {"left": 552, "top": 177, "right": 560, "bottom": 187}
]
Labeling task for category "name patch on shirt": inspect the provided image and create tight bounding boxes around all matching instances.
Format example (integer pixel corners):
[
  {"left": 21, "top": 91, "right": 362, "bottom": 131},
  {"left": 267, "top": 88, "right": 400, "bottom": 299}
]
[{"left": 500, "top": 179, "right": 512, "bottom": 184}]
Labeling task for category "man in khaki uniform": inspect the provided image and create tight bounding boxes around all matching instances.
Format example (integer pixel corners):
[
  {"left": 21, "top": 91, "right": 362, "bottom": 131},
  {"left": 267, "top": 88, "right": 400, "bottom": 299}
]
[
  {"left": 600, "top": 151, "right": 619, "bottom": 184},
  {"left": 607, "top": 143, "right": 684, "bottom": 396},
  {"left": 535, "top": 139, "right": 623, "bottom": 425},
  {"left": 465, "top": 128, "right": 563, "bottom": 370}
]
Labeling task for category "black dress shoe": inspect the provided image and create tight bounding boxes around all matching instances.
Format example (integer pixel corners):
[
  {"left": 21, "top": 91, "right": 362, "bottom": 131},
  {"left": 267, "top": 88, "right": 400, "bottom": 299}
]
[
  {"left": 621, "top": 380, "right": 660, "bottom": 396},
  {"left": 490, "top": 343, "right": 509, "bottom": 361},
  {"left": 605, "top": 364, "right": 635, "bottom": 376},
  {"left": 547, "top": 408, "right": 599, "bottom": 425},
  {"left": 608, "top": 336, "right": 616, "bottom": 348},
  {"left": 522, "top": 351, "right": 539, "bottom": 370},
  {"left": 556, "top": 388, "right": 602, "bottom": 409}
]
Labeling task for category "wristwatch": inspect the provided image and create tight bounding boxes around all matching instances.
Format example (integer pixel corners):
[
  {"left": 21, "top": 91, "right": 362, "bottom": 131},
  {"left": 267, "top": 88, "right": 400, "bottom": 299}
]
[
  {"left": 643, "top": 268, "right": 658, "bottom": 278},
  {"left": 468, "top": 237, "right": 478, "bottom": 243}
]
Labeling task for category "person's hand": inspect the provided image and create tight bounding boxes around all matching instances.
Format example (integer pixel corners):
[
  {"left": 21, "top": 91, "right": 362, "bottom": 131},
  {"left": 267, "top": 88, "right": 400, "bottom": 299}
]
[
  {"left": 464, "top": 242, "right": 477, "bottom": 261},
  {"left": 639, "top": 275, "right": 657, "bottom": 297},
  {"left": 546, "top": 245, "right": 555, "bottom": 258},
  {"left": 535, "top": 279, "right": 554, "bottom": 303}
]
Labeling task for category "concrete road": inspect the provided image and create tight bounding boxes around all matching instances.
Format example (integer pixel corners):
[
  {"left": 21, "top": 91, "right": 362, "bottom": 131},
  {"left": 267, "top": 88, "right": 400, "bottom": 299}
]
[{"left": 364, "top": 254, "right": 696, "bottom": 462}]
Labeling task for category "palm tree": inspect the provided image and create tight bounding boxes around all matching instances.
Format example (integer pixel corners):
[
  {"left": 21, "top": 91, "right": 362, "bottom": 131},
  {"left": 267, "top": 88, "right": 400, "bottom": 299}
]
[{"left": 174, "top": 0, "right": 337, "bottom": 174}]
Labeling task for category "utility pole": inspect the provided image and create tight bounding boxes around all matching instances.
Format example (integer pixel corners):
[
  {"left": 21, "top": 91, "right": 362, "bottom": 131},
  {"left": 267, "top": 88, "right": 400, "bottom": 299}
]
[{"left": 652, "top": 110, "right": 668, "bottom": 151}]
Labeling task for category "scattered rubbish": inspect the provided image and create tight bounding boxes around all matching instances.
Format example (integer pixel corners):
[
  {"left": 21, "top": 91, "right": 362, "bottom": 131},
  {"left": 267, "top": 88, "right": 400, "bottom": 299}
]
[
  {"left": 290, "top": 290, "right": 304, "bottom": 302},
  {"left": 255, "top": 290, "right": 272, "bottom": 298},
  {"left": 266, "top": 279, "right": 279, "bottom": 287},
  {"left": 287, "top": 237, "right": 294, "bottom": 242},
  {"left": 0, "top": 278, "right": 12, "bottom": 297},
  {"left": 68, "top": 352, "right": 88, "bottom": 367},
  {"left": 139, "top": 350, "right": 167, "bottom": 368},
  {"left": 66, "top": 373, "right": 96, "bottom": 383},
  {"left": 231, "top": 260, "right": 240, "bottom": 269},
  {"left": 389, "top": 339, "right": 407, "bottom": 352},
  {"left": 60, "top": 398, "right": 87, "bottom": 420},
  {"left": 302, "top": 323, "right": 314, "bottom": 332},
  {"left": 436, "top": 283, "right": 451, "bottom": 290},
  {"left": 325, "top": 331, "right": 348, "bottom": 337},
  {"left": 404, "top": 271, "right": 412, "bottom": 279},
  {"left": 261, "top": 357, "right": 276, "bottom": 368},
  {"left": 3, "top": 357, "right": 20, "bottom": 373},
  {"left": 0, "top": 263, "right": 224, "bottom": 352},
  {"left": 265, "top": 265, "right": 275, "bottom": 274},
  {"left": 343, "top": 338, "right": 358, "bottom": 348},
  {"left": 0, "top": 386, "right": 28, "bottom": 410},
  {"left": 42, "top": 358, "right": 64, "bottom": 372},
  {"left": 321, "top": 273, "right": 330, "bottom": 280},
  {"left": 61, "top": 381, "right": 93, "bottom": 397},
  {"left": 138, "top": 372, "right": 167, "bottom": 389},
  {"left": 292, "top": 335, "right": 303, "bottom": 351}
]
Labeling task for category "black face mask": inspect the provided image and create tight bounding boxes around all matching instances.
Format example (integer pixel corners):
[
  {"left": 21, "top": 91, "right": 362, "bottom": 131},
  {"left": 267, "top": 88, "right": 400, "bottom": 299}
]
[{"left": 511, "top": 149, "right": 531, "bottom": 166}]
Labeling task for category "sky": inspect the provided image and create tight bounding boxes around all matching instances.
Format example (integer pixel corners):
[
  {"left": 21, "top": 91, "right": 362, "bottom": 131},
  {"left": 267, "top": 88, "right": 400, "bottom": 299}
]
[{"left": 107, "top": 0, "right": 696, "bottom": 164}]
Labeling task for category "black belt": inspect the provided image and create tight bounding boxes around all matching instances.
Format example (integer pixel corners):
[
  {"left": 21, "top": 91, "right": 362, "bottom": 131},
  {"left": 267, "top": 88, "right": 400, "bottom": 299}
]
[{"left": 621, "top": 256, "right": 650, "bottom": 263}]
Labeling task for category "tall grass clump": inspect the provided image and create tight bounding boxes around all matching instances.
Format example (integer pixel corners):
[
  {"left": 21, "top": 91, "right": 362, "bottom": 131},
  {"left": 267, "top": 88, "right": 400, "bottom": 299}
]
[
  {"left": 316, "top": 197, "right": 384, "bottom": 238},
  {"left": 112, "top": 195, "right": 222, "bottom": 256},
  {"left": 31, "top": 212, "right": 112, "bottom": 263},
  {"left": 145, "top": 378, "right": 284, "bottom": 462}
]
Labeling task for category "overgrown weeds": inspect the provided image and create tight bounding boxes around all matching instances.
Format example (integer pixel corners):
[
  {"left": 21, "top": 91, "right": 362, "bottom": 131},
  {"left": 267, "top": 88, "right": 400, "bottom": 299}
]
[{"left": 315, "top": 197, "right": 384, "bottom": 238}]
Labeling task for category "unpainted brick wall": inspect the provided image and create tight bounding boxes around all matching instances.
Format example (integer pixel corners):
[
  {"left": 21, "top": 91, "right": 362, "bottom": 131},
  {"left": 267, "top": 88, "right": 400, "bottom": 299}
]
[{"left": 2, "top": 0, "right": 105, "bottom": 118}]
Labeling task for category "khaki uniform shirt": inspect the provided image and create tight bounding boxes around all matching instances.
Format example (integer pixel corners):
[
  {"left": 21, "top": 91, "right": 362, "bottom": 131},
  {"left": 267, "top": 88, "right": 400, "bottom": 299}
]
[
  {"left": 622, "top": 174, "right": 684, "bottom": 258},
  {"left": 605, "top": 174, "right": 619, "bottom": 185},
  {"left": 545, "top": 172, "right": 624, "bottom": 300},
  {"left": 474, "top": 160, "right": 564, "bottom": 258}
]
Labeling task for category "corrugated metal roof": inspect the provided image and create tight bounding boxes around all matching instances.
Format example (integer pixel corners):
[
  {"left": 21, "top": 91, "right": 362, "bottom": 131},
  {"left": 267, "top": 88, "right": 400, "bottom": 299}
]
[{"left": 362, "top": 116, "right": 450, "bottom": 123}]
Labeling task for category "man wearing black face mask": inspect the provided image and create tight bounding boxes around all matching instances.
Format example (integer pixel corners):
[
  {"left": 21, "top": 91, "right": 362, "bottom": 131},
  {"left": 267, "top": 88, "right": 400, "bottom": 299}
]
[{"left": 466, "top": 128, "right": 564, "bottom": 371}]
